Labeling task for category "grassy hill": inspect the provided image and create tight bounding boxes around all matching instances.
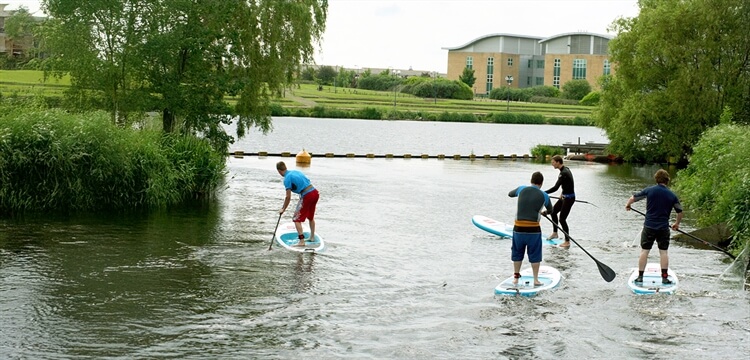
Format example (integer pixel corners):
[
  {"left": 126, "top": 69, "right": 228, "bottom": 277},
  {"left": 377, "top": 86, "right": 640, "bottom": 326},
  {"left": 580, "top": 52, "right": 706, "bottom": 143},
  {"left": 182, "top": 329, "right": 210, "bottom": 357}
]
[{"left": 0, "top": 70, "right": 593, "bottom": 120}]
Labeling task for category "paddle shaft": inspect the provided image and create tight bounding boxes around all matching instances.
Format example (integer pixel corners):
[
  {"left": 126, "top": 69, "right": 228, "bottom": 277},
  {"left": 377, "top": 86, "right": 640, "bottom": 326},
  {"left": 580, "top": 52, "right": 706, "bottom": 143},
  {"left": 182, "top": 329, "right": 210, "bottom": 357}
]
[
  {"left": 542, "top": 214, "right": 617, "bottom": 282},
  {"left": 550, "top": 196, "right": 597, "bottom": 207},
  {"left": 268, "top": 213, "right": 283, "bottom": 250},
  {"left": 629, "top": 208, "right": 736, "bottom": 259}
]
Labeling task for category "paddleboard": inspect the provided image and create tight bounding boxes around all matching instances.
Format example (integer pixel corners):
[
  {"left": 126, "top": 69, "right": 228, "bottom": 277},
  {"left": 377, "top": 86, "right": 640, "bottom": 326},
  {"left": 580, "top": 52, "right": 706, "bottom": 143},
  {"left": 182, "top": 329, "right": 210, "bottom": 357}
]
[
  {"left": 627, "top": 263, "right": 678, "bottom": 294},
  {"left": 494, "top": 265, "right": 562, "bottom": 297},
  {"left": 472, "top": 215, "right": 564, "bottom": 246},
  {"left": 274, "top": 222, "right": 325, "bottom": 253}
]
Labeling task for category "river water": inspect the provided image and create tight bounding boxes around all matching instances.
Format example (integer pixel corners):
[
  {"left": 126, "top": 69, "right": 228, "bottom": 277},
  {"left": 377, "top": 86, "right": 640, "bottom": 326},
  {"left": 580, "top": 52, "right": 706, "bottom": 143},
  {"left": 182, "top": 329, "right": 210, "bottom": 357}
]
[{"left": 1, "top": 117, "right": 748, "bottom": 359}]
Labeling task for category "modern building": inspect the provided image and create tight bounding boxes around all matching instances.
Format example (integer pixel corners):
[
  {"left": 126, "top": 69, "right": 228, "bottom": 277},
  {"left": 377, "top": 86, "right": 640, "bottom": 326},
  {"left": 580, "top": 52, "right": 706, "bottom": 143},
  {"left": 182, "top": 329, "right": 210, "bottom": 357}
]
[
  {"left": 0, "top": 3, "right": 44, "bottom": 57},
  {"left": 443, "top": 32, "right": 614, "bottom": 94}
]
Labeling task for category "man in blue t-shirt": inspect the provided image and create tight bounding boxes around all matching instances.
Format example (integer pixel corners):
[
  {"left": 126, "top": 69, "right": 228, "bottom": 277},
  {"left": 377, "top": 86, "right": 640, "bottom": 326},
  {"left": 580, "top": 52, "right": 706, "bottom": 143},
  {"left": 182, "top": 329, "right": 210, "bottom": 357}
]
[
  {"left": 277, "top": 161, "right": 320, "bottom": 247},
  {"left": 625, "top": 169, "right": 683, "bottom": 284}
]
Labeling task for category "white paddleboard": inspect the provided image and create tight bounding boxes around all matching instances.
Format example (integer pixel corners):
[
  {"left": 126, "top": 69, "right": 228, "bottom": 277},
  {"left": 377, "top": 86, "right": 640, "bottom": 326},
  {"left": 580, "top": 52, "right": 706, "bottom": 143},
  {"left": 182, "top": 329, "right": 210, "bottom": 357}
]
[
  {"left": 274, "top": 222, "right": 325, "bottom": 253},
  {"left": 627, "top": 263, "right": 678, "bottom": 294},
  {"left": 494, "top": 265, "right": 562, "bottom": 297},
  {"left": 472, "top": 215, "right": 564, "bottom": 246}
]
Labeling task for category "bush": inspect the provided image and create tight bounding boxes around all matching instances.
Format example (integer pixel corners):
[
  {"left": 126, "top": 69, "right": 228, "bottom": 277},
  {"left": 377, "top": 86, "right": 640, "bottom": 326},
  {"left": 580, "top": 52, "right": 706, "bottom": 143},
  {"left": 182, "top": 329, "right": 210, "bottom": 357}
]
[
  {"left": 0, "top": 106, "right": 225, "bottom": 214},
  {"left": 580, "top": 91, "right": 600, "bottom": 106},
  {"left": 676, "top": 122, "right": 750, "bottom": 255},
  {"left": 531, "top": 145, "right": 566, "bottom": 158}
]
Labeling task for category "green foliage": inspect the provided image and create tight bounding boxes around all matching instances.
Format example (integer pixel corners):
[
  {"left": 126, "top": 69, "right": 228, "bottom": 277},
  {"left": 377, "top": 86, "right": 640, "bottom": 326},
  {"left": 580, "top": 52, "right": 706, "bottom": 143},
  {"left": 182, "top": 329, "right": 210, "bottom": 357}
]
[
  {"left": 300, "top": 67, "right": 316, "bottom": 81},
  {"left": 459, "top": 67, "right": 476, "bottom": 88},
  {"left": 484, "top": 113, "right": 546, "bottom": 124},
  {"left": 596, "top": 0, "right": 750, "bottom": 163},
  {"left": 41, "top": 0, "right": 328, "bottom": 152},
  {"left": 357, "top": 74, "right": 402, "bottom": 91},
  {"left": 317, "top": 66, "right": 337, "bottom": 85},
  {"left": 531, "top": 145, "right": 566, "bottom": 158},
  {"left": 405, "top": 79, "right": 473, "bottom": 100},
  {"left": 675, "top": 123, "right": 750, "bottom": 254},
  {"left": 0, "top": 105, "right": 225, "bottom": 214},
  {"left": 490, "top": 86, "right": 562, "bottom": 102},
  {"left": 579, "top": 91, "right": 600, "bottom": 106},
  {"left": 561, "top": 79, "right": 592, "bottom": 100}
]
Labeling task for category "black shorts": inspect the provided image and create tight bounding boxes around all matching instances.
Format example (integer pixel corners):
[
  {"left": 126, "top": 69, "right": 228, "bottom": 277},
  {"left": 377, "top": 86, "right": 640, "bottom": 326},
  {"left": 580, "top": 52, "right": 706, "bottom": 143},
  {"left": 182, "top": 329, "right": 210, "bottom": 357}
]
[{"left": 640, "top": 227, "right": 670, "bottom": 250}]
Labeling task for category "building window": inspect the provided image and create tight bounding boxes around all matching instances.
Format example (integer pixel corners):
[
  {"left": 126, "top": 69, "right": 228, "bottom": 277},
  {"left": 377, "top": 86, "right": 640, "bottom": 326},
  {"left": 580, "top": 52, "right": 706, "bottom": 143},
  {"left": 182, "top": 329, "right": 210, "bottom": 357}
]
[
  {"left": 466, "top": 56, "right": 473, "bottom": 70},
  {"left": 572, "top": 59, "right": 587, "bottom": 79},
  {"left": 528, "top": 59, "right": 533, "bottom": 68},
  {"left": 536, "top": 77, "right": 544, "bottom": 86},
  {"left": 536, "top": 60, "right": 544, "bottom": 69},
  {"left": 603, "top": 59, "right": 610, "bottom": 75},
  {"left": 507, "top": 58, "right": 513, "bottom": 66},
  {"left": 527, "top": 77, "right": 531, "bottom": 86},
  {"left": 553, "top": 58, "right": 561, "bottom": 89},
  {"left": 486, "top": 57, "right": 494, "bottom": 93}
]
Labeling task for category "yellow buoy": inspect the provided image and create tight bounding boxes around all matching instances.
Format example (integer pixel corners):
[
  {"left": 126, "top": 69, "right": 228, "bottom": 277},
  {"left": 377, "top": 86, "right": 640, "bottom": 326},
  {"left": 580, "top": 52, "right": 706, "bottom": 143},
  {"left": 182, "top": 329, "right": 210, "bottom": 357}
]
[{"left": 296, "top": 149, "right": 311, "bottom": 165}]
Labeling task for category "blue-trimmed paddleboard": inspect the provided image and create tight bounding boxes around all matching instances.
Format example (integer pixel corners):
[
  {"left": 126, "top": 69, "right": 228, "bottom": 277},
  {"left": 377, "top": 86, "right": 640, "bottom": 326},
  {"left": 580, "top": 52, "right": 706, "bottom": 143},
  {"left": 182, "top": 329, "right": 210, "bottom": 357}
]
[
  {"left": 628, "top": 263, "right": 678, "bottom": 294},
  {"left": 472, "top": 215, "right": 563, "bottom": 246},
  {"left": 274, "top": 222, "right": 325, "bottom": 253},
  {"left": 495, "top": 265, "right": 562, "bottom": 297}
]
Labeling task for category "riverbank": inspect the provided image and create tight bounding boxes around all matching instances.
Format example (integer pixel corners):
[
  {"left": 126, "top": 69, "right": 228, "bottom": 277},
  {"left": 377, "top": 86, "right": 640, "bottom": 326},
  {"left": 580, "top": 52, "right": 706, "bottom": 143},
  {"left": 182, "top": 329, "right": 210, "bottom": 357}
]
[{"left": 1, "top": 71, "right": 594, "bottom": 125}]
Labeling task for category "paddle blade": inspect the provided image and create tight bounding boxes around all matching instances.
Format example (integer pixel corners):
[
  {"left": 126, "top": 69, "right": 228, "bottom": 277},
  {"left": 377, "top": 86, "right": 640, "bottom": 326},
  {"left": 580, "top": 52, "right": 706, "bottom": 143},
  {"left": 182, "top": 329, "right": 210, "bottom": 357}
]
[{"left": 596, "top": 260, "right": 617, "bottom": 282}]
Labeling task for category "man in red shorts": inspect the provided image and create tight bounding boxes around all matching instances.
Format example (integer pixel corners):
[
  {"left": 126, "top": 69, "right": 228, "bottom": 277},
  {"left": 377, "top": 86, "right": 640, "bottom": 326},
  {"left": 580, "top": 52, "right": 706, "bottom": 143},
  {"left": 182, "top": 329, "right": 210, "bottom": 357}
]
[{"left": 277, "top": 161, "right": 320, "bottom": 247}]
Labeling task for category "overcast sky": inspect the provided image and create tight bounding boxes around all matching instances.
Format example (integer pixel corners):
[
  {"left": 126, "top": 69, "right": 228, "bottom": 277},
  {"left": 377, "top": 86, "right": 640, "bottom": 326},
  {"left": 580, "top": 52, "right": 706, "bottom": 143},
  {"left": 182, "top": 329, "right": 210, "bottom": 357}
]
[{"left": 4, "top": 0, "right": 640, "bottom": 73}]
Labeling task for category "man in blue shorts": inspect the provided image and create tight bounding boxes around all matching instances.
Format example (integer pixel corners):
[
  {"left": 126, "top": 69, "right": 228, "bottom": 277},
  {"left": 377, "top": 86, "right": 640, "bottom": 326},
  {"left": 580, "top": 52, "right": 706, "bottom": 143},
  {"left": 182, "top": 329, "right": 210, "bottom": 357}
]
[
  {"left": 625, "top": 169, "right": 683, "bottom": 284},
  {"left": 277, "top": 161, "right": 320, "bottom": 247},
  {"left": 508, "top": 171, "right": 553, "bottom": 286}
]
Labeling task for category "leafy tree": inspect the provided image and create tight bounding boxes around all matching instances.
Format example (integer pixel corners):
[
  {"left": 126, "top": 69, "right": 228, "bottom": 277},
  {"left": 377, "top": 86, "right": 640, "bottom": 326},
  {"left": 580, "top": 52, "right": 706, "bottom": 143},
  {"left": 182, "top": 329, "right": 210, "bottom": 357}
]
[
  {"left": 316, "top": 66, "right": 337, "bottom": 85},
  {"left": 41, "top": 0, "right": 328, "bottom": 153},
  {"left": 459, "top": 67, "right": 476, "bottom": 88},
  {"left": 3, "top": 6, "right": 41, "bottom": 65},
  {"left": 300, "top": 66, "right": 317, "bottom": 81},
  {"left": 595, "top": 0, "right": 750, "bottom": 162},
  {"left": 561, "top": 79, "right": 591, "bottom": 100},
  {"left": 675, "top": 118, "right": 750, "bottom": 254}
]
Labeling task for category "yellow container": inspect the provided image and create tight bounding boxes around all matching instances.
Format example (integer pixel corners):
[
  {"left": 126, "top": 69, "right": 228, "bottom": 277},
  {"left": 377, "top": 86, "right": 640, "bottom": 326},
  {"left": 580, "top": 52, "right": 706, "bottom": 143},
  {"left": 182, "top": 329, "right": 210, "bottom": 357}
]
[{"left": 295, "top": 149, "right": 311, "bottom": 164}]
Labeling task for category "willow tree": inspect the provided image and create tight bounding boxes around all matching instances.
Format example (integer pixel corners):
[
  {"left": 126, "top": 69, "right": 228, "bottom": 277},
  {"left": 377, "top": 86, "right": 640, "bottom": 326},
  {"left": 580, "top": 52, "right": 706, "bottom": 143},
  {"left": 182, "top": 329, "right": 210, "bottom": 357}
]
[
  {"left": 595, "top": 0, "right": 750, "bottom": 162},
  {"left": 41, "top": 0, "right": 328, "bottom": 153}
]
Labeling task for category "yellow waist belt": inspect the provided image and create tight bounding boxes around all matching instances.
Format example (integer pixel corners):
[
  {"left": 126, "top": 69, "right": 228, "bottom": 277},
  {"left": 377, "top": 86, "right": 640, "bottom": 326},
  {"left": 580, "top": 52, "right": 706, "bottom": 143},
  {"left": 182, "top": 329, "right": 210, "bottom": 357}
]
[{"left": 514, "top": 219, "right": 540, "bottom": 227}]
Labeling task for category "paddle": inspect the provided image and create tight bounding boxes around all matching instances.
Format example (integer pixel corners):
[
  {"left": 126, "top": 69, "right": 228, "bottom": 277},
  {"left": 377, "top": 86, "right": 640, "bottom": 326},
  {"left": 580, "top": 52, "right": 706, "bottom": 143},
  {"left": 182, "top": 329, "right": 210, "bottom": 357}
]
[
  {"left": 629, "top": 208, "right": 736, "bottom": 259},
  {"left": 542, "top": 214, "right": 617, "bottom": 282},
  {"left": 550, "top": 196, "right": 598, "bottom": 207},
  {"left": 268, "top": 213, "right": 283, "bottom": 251}
]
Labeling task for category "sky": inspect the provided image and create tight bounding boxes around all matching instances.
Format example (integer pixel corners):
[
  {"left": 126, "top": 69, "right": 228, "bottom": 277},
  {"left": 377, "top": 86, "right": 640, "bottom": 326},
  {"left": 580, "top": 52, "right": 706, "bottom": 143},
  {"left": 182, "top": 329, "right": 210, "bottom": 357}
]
[{"left": 3, "top": 0, "right": 640, "bottom": 73}]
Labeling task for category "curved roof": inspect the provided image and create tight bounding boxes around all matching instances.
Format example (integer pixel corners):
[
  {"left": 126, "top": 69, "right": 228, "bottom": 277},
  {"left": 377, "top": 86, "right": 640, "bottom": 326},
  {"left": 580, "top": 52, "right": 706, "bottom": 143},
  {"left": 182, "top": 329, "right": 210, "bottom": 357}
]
[
  {"left": 442, "top": 33, "right": 544, "bottom": 50},
  {"left": 539, "top": 32, "right": 613, "bottom": 43}
]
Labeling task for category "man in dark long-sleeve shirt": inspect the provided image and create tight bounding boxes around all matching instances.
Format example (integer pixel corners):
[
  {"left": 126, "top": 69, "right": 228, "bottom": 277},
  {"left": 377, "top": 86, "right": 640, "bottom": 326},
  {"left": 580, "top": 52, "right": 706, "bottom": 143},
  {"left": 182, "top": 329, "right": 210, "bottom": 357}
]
[{"left": 545, "top": 155, "right": 575, "bottom": 248}]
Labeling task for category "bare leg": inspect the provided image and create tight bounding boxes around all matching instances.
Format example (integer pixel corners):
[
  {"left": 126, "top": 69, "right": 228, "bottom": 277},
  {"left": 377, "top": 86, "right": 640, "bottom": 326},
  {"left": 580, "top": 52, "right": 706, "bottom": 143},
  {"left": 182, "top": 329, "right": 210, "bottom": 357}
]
[
  {"left": 308, "top": 218, "right": 315, "bottom": 241},
  {"left": 658, "top": 249, "right": 669, "bottom": 270},
  {"left": 531, "top": 262, "right": 542, "bottom": 286},
  {"left": 294, "top": 222, "right": 305, "bottom": 246},
  {"left": 638, "top": 249, "right": 650, "bottom": 271},
  {"left": 512, "top": 261, "right": 522, "bottom": 284}
]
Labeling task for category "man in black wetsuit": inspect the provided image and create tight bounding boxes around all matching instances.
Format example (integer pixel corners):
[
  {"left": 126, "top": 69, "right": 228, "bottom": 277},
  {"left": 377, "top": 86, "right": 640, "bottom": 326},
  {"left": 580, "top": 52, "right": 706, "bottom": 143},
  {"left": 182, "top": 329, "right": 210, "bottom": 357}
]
[{"left": 544, "top": 155, "right": 575, "bottom": 248}]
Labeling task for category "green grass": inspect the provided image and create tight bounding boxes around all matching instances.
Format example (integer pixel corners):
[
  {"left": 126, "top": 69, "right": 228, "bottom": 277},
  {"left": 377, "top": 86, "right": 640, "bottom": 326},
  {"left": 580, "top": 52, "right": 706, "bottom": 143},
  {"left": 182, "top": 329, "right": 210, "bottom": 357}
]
[{"left": 0, "top": 70, "right": 593, "bottom": 119}]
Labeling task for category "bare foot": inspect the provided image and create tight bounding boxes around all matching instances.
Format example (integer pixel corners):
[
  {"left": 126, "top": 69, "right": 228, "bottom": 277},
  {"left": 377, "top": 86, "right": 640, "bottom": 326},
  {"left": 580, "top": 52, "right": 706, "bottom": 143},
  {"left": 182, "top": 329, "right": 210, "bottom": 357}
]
[
  {"left": 559, "top": 241, "right": 571, "bottom": 248},
  {"left": 547, "top": 232, "right": 559, "bottom": 240},
  {"left": 534, "top": 282, "right": 544, "bottom": 287},
  {"left": 293, "top": 242, "right": 306, "bottom": 247}
]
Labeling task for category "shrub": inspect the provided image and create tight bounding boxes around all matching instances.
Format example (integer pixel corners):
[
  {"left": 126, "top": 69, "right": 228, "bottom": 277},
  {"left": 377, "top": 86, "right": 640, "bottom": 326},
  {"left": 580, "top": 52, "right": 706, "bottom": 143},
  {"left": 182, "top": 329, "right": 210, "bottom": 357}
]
[{"left": 0, "top": 106, "right": 225, "bottom": 214}]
